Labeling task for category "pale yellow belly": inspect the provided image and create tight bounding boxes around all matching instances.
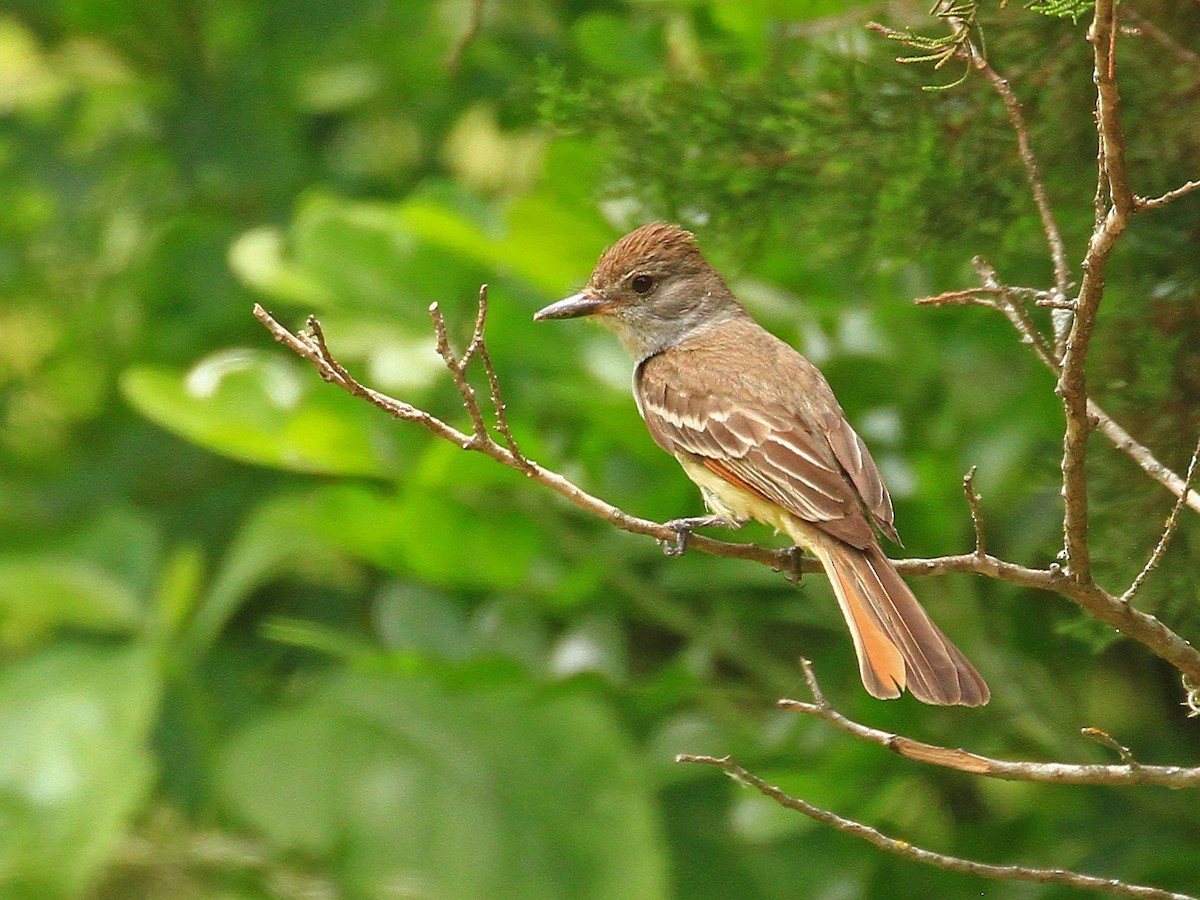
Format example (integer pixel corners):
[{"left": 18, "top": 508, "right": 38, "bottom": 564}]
[{"left": 676, "top": 455, "right": 820, "bottom": 552}]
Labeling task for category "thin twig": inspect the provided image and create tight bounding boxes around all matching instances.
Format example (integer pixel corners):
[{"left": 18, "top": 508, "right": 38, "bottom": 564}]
[
  {"left": 914, "top": 289, "right": 996, "bottom": 309},
  {"left": 915, "top": 284, "right": 1054, "bottom": 308},
  {"left": 1092, "top": 408, "right": 1200, "bottom": 515},
  {"left": 429, "top": 301, "right": 489, "bottom": 442},
  {"left": 1121, "top": 9, "right": 1200, "bottom": 81},
  {"left": 1138, "top": 179, "right": 1200, "bottom": 211},
  {"left": 674, "top": 754, "right": 1196, "bottom": 898},
  {"left": 778, "top": 661, "right": 1200, "bottom": 789},
  {"left": 971, "top": 257, "right": 1061, "bottom": 372},
  {"left": 471, "top": 286, "right": 529, "bottom": 466},
  {"left": 1122, "top": 435, "right": 1200, "bottom": 603},
  {"left": 963, "top": 465, "right": 986, "bottom": 556},
  {"left": 1035, "top": 297, "right": 1078, "bottom": 310},
  {"left": 1081, "top": 727, "right": 1138, "bottom": 766}
]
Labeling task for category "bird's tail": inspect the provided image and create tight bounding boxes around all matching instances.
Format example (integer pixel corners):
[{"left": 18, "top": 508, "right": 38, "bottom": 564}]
[{"left": 807, "top": 535, "right": 989, "bottom": 706}]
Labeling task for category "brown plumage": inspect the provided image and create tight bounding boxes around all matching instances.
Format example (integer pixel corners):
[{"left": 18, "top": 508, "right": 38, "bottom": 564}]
[{"left": 535, "top": 223, "right": 989, "bottom": 705}]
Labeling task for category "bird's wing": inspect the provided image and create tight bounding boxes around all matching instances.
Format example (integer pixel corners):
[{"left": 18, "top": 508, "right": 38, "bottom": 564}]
[
  {"left": 636, "top": 358, "right": 879, "bottom": 548},
  {"left": 822, "top": 411, "right": 899, "bottom": 543}
]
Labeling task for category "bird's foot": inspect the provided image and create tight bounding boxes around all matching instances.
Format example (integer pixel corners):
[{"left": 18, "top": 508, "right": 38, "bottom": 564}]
[
  {"left": 660, "top": 515, "right": 736, "bottom": 557},
  {"left": 779, "top": 546, "right": 806, "bottom": 584}
]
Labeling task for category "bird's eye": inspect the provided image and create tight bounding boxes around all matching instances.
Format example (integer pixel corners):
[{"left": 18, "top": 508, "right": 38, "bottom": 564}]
[{"left": 631, "top": 274, "right": 654, "bottom": 294}]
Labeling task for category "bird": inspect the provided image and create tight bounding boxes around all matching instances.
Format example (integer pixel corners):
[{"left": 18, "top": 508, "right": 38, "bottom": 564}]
[{"left": 534, "top": 222, "right": 989, "bottom": 706}]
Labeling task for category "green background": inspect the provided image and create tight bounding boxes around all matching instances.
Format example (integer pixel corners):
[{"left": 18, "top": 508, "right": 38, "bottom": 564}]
[{"left": 1, "top": 0, "right": 1198, "bottom": 897}]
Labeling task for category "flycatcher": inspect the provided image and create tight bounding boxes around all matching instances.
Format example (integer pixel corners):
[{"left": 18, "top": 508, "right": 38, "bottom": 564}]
[{"left": 535, "top": 223, "right": 988, "bottom": 706}]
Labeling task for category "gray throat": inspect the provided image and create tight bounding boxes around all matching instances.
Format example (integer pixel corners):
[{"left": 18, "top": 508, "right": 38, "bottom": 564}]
[{"left": 616, "top": 298, "right": 747, "bottom": 367}]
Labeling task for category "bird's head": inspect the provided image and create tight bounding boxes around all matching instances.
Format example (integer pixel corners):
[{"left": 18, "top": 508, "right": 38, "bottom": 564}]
[{"left": 534, "top": 222, "right": 742, "bottom": 360}]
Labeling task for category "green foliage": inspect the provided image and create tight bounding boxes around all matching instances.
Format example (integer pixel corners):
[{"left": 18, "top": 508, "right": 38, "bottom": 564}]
[
  {"left": 218, "top": 673, "right": 669, "bottom": 898},
  {"left": 878, "top": 1, "right": 984, "bottom": 91},
  {"left": 1026, "top": 0, "right": 1094, "bottom": 22},
  {"left": 0, "top": 645, "right": 157, "bottom": 899},
  {"left": 2, "top": 0, "right": 1199, "bottom": 898}
]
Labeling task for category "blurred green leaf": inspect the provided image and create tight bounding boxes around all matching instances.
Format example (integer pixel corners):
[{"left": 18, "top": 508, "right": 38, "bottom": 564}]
[
  {"left": 218, "top": 671, "right": 669, "bottom": 899},
  {"left": 0, "top": 644, "right": 158, "bottom": 898},
  {"left": 372, "top": 583, "right": 472, "bottom": 660},
  {"left": 0, "top": 557, "right": 143, "bottom": 646},
  {"left": 121, "top": 351, "right": 395, "bottom": 477}
]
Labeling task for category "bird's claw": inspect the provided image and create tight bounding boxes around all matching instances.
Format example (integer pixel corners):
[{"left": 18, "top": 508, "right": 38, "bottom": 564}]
[
  {"left": 780, "top": 546, "right": 805, "bottom": 583},
  {"left": 659, "top": 515, "right": 733, "bottom": 557}
]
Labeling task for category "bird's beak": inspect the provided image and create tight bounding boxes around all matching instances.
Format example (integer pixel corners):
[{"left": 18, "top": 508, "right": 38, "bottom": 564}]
[{"left": 533, "top": 291, "right": 609, "bottom": 321}]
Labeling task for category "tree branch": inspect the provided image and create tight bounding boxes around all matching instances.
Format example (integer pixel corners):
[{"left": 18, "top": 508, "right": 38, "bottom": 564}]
[
  {"left": 1048, "top": 0, "right": 1126, "bottom": 587},
  {"left": 674, "top": 753, "right": 1196, "bottom": 899},
  {"left": 777, "top": 660, "right": 1200, "bottom": 789},
  {"left": 253, "top": 300, "right": 1200, "bottom": 684}
]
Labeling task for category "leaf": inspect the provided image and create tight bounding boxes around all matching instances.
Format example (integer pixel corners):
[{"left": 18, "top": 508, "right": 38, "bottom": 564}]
[
  {"left": 0, "top": 644, "right": 158, "bottom": 898},
  {"left": 121, "top": 350, "right": 395, "bottom": 477},
  {"left": 218, "top": 671, "right": 669, "bottom": 899},
  {"left": 0, "top": 556, "right": 143, "bottom": 646},
  {"left": 184, "top": 478, "right": 543, "bottom": 656}
]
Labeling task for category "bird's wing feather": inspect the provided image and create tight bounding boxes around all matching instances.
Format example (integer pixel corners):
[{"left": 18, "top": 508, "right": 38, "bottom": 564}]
[
  {"left": 823, "top": 412, "right": 899, "bottom": 543},
  {"left": 637, "top": 358, "right": 878, "bottom": 548}
]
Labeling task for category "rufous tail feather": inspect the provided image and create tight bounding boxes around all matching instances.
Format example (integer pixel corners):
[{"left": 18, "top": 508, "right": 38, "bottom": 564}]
[{"left": 807, "top": 534, "right": 989, "bottom": 706}]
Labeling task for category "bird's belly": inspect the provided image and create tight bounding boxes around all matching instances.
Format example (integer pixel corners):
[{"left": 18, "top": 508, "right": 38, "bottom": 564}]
[{"left": 676, "top": 455, "right": 797, "bottom": 537}]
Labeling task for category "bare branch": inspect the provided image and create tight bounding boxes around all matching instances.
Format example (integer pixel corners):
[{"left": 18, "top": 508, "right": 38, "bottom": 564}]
[
  {"left": 779, "top": 661, "right": 1200, "bottom": 789},
  {"left": 253, "top": 303, "right": 810, "bottom": 571},
  {"left": 674, "top": 754, "right": 1196, "bottom": 899},
  {"left": 1121, "top": 9, "right": 1200, "bottom": 86},
  {"left": 1122, "top": 435, "right": 1200, "bottom": 602},
  {"left": 1035, "top": 296, "right": 1078, "bottom": 310},
  {"left": 1090, "top": 0, "right": 1135, "bottom": 216},
  {"left": 1052, "top": 0, "right": 1132, "bottom": 587},
  {"left": 914, "top": 287, "right": 996, "bottom": 309},
  {"left": 921, "top": 268, "right": 1200, "bottom": 517},
  {"left": 471, "top": 286, "right": 529, "bottom": 466}
]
